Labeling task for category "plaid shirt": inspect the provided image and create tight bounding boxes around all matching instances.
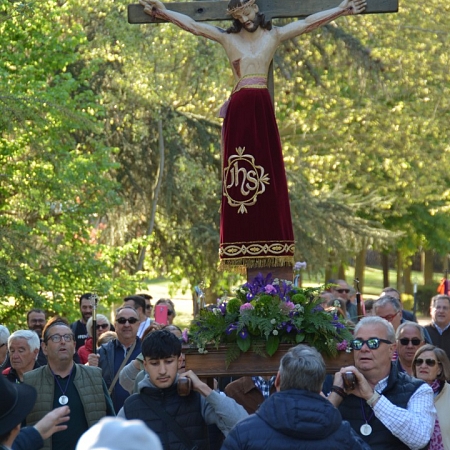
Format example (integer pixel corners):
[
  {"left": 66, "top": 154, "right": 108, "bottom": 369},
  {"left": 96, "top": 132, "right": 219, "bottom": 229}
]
[{"left": 252, "top": 376, "right": 276, "bottom": 399}]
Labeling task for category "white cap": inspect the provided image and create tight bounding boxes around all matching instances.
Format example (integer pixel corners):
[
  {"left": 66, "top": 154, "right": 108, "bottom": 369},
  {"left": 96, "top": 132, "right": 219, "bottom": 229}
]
[{"left": 76, "top": 417, "right": 163, "bottom": 450}]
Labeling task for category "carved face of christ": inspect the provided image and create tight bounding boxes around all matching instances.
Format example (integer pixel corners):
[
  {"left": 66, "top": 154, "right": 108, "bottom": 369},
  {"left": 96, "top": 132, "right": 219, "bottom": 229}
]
[{"left": 231, "top": 4, "right": 260, "bottom": 32}]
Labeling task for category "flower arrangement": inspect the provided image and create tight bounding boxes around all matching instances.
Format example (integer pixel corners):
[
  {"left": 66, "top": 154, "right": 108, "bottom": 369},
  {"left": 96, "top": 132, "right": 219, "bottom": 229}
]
[{"left": 187, "top": 273, "right": 353, "bottom": 365}]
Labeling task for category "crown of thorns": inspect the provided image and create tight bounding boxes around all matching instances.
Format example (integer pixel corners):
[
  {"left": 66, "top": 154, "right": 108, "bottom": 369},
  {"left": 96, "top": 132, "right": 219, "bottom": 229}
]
[{"left": 226, "top": 0, "right": 256, "bottom": 15}]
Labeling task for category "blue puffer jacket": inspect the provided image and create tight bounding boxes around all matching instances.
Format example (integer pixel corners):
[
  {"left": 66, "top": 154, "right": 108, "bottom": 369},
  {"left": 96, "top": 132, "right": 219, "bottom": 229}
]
[{"left": 221, "top": 389, "right": 370, "bottom": 450}]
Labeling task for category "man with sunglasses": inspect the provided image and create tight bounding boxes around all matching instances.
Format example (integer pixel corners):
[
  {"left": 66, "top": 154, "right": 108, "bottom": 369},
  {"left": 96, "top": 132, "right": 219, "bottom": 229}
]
[
  {"left": 23, "top": 317, "right": 114, "bottom": 450},
  {"left": 374, "top": 296, "right": 432, "bottom": 346},
  {"left": 329, "top": 279, "right": 358, "bottom": 323},
  {"left": 123, "top": 295, "right": 152, "bottom": 338},
  {"left": 328, "top": 316, "right": 435, "bottom": 450},
  {"left": 395, "top": 321, "right": 426, "bottom": 376},
  {"left": 88, "top": 306, "right": 142, "bottom": 413}
]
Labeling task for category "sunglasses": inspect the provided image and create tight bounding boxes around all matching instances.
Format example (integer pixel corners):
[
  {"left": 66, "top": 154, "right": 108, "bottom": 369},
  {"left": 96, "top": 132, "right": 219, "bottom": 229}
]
[
  {"left": 116, "top": 317, "right": 139, "bottom": 325},
  {"left": 336, "top": 289, "right": 350, "bottom": 294},
  {"left": 168, "top": 310, "right": 174, "bottom": 316},
  {"left": 96, "top": 323, "right": 109, "bottom": 330},
  {"left": 379, "top": 311, "right": 400, "bottom": 322},
  {"left": 145, "top": 305, "right": 153, "bottom": 310},
  {"left": 399, "top": 338, "right": 422, "bottom": 346},
  {"left": 414, "top": 358, "right": 439, "bottom": 367},
  {"left": 351, "top": 337, "right": 392, "bottom": 351}
]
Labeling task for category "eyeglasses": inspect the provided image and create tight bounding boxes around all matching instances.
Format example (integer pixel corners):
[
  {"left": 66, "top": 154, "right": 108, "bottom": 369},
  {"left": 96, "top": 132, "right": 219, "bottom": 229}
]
[
  {"left": 96, "top": 323, "right": 109, "bottom": 330},
  {"left": 351, "top": 337, "right": 392, "bottom": 351},
  {"left": 336, "top": 289, "right": 350, "bottom": 294},
  {"left": 399, "top": 338, "right": 422, "bottom": 346},
  {"left": 146, "top": 305, "right": 153, "bottom": 310},
  {"left": 379, "top": 311, "right": 400, "bottom": 322},
  {"left": 116, "top": 317, "right": 139, "bottom": 325},
  {"left": 47, "top": 334, "right": 74, "bottom": 343},
  {"left": 168, "top": 310, "right": 174, "bottom": 316},
  {"left": 414, "top": 358, "right": 439, "bottom": 367}
]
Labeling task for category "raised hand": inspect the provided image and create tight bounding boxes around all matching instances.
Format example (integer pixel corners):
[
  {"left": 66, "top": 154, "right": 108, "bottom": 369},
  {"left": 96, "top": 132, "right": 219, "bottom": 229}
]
[
  {"left": 139, "top": 0, "right": 166, "bottom": 14},
  {"left": 340, "top": 0, "right": 367, "bottom": 15}
]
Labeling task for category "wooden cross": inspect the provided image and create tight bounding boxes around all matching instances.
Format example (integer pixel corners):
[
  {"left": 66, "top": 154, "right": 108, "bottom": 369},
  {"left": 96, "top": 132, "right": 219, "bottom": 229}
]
[
  {"left": 127, "top": 0, "right": 398, "bottom": 282},
  {"left": 128, "top": 0, "right": 398, "bottom": 24}
]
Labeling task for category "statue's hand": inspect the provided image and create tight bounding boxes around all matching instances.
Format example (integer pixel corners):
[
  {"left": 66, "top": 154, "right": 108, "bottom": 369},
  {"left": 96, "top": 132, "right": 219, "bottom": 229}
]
[
  {"left": 139, "top": 0, "right": 166, "bottom": 15},
  {"left": 339, "top": 0, "right": 366, "bottom": 15},
  {"left": 350, "top": 0, "right": 367, "bottom": 14}
]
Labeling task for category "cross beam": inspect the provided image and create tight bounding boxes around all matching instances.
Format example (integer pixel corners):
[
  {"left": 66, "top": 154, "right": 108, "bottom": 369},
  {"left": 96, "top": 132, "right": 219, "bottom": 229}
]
[{"left": 128, "top": 0, "right": 398, "bottom": 24}]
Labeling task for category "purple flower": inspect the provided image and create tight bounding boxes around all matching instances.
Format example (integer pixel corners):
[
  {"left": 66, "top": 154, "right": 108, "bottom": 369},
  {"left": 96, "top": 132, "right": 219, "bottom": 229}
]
[
  {"left": 240, "top": 303, "right": 254, "bottom": 311},
  {"left": 238, "top": 328, "right": 249, "bottom": 339},
  {"left": 225, "top": 323, "right": 238, "bottom": 335},
  {"left": 284, "top": 301, "right": 295, "bottom": 310},
  {"left": 182, "top": 328, "right": 189, "bottom": 343},
  {"left": 337, "top": 340, "right": 348, "bottom": 351},
  {"left": 264, "top": 284, "right": 277, "bottom": 294},
  {"left": 218, "top": 302, "right": 227, "bottom": 315}
]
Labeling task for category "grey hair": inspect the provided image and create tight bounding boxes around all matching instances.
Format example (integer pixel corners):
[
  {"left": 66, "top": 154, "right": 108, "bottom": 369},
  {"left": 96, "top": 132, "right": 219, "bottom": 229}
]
[
  {"left": 431, "top": 295, "right": 450, "bottom": 308},
  {"left": 354, "top": 316, "right": 396, "bottom": 343},
  {"left": 396, "top": 321, "right": 425, "bottom": 342},
  {"left": 278, "top": 344, "right": 325, "bottom": 393},
  {"left": 8, "top": 330, "right": 41, "bottom": 352},
  {"left": 374, "top": 295, "right": 401, "bottom": 313},
  {"left": 86, "top": 314, "right": 110, "bottom": 337},
  {"left": 0, "top": 325, "right": 10, "bottom": 346}
]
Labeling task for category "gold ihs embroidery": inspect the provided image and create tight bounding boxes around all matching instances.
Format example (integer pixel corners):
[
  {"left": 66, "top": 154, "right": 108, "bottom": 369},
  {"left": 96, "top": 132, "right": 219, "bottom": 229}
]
[{"left": 223, "top": 147, "right": 270, "bottom": 213}]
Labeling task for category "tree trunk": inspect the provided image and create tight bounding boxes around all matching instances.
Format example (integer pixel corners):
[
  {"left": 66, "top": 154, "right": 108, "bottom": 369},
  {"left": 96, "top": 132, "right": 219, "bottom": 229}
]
[
  {"left": 396, "top": 250, "right": 403, "bottom": 292},
  {"left": 424, "top": 249, "right": 434, "bottom": 285},
  {"left": 404, "top": 264, "right": 412, "bottom": 295},
  {"left": 354, "top": 248, "right": 366, "bottom": 293},
  {"left": 381, "top": 252, "right": 390, "bottom": 287},
  {"left": 338, "top": 263, "right": 346, "bottom": 281},
  {"left": 136, "top": 119, "right": 165, "bottom": 272}
]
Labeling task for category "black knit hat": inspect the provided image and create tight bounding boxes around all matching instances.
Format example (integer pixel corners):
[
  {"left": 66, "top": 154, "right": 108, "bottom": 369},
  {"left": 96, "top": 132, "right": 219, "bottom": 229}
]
[{"left": 0, "top": 374, "right": 37, "bottom": 435}]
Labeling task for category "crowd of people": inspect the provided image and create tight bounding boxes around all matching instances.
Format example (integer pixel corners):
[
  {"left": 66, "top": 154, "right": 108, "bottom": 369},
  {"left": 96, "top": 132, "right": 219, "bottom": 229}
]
[{"left": 1, "top": 286, "right": 450, "bottom": 450}]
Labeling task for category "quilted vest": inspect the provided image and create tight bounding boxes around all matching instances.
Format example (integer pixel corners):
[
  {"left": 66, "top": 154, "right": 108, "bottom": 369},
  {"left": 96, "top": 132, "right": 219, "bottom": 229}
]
[
  {"left": 339, "top": 364, "right": 426, "bottom": 450},
  {"left": 24, "top": 364, "right": 106, "bottom": 450},
  {"left": 124, "top": 384, "right": 207, "bottom": 450}
]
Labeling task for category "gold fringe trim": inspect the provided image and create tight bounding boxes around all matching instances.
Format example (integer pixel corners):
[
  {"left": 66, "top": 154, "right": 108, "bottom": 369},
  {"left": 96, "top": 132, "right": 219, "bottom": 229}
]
[{"left": 218, "top": 256, "right": 294, "bottom": 273}]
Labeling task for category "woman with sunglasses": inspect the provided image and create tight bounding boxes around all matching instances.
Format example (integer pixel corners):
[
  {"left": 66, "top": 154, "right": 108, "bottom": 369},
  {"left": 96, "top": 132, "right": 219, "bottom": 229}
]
[
  {"left": 77, "top": 314, "right": 111, "bottom": 364},
  {"left": 413, "top": 344, "right": 450, "bottom": 450}
]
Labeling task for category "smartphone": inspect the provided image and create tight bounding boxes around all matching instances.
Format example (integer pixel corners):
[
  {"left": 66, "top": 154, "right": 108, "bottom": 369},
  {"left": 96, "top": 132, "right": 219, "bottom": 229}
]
[{"left": 155, "top": 304, "right": 169, "bottom": 325}]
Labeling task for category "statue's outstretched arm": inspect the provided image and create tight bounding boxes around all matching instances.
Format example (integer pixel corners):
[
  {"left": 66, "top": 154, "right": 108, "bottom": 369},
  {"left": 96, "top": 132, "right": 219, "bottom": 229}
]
[
  {"left": 140, "top": 0, "right": 227, "bottom": 43},
  {"left": 277, "top": 0, "right": 366, "bottom": 43}
]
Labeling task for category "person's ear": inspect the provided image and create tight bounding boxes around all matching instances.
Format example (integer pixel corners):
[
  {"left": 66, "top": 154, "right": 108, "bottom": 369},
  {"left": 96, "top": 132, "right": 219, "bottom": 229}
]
[{"left": 274, "top": 372, "right": 281, "bottom": 392}]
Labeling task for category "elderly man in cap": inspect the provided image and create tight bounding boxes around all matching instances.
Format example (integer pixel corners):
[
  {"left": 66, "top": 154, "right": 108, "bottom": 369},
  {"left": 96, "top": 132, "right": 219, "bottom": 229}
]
[{"left": 0, "top": 374, "right": 69, "bottom": 450}]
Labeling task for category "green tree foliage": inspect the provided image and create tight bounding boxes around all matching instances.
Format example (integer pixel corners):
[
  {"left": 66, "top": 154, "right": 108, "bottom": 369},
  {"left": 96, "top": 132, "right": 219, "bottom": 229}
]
[{"left": 1, "top": 0, "right": 449, "bottom": 327}]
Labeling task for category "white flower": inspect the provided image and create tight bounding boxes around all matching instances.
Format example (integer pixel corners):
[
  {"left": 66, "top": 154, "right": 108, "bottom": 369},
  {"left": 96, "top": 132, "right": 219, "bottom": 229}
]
[
  {"left": 270, "top": 318, "right": 276, "bottom": 325},
  {"left": 295, "top": 304, "right": 304, "bottom": 313},
  {"left": 272, "top": 330, "right": 279, "bottom": 335}
]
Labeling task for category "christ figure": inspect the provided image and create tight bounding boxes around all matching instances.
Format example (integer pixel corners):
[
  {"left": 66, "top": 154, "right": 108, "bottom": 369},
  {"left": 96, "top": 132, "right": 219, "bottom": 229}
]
[{"left": 140, "top": 0, "right": 366, "bottom": 275}]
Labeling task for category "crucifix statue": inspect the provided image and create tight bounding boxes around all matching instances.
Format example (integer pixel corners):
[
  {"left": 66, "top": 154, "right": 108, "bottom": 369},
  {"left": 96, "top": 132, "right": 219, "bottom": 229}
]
[{"left": 128, "top": 0, "right": 397, "bottom": 282}]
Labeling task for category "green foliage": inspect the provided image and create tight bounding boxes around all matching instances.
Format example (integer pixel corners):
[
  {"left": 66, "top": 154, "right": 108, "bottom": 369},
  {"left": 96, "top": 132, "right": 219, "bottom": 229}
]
[{"left": 1, "top": 0, "right": 449, "bottom": 329}]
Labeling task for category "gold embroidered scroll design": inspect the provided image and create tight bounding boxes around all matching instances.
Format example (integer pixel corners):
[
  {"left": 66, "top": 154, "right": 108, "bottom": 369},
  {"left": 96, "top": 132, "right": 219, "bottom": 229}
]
[
  {"left": 219, "top": 242, "right": 295, "bottom": 257},
  {"left": 223, "top": 146, "right": 270, "bottom": 214}
]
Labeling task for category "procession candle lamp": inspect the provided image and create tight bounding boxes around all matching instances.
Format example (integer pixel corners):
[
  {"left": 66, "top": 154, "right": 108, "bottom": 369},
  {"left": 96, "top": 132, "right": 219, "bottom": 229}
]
[
  {"left": 354, "top": 278, "right": 363, "bottom": 319},
  {"left": 89, "top": 294, "right": 99, "bottom": 351}
]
